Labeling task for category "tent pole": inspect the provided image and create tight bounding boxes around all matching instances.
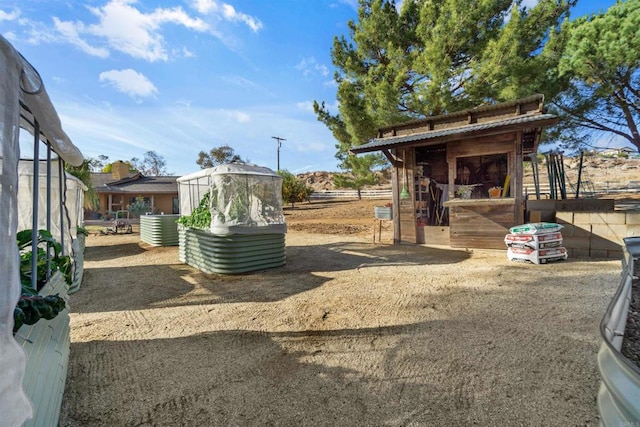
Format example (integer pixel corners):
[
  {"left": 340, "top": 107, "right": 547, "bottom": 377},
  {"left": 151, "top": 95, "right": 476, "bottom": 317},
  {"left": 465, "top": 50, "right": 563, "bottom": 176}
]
[{"left": 31, "top": 120, "right": 40, "bottom": 290}]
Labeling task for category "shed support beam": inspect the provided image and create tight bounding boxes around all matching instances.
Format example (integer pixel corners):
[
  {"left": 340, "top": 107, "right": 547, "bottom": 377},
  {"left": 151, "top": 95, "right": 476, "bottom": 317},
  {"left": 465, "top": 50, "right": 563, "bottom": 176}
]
[{"left": 382, "top": 149, "right": 402, "bottom": 167}]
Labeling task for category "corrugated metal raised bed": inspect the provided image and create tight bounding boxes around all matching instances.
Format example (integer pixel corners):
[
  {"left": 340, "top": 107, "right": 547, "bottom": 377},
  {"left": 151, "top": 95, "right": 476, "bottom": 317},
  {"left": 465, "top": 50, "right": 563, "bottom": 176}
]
[
  {"left": 140, "top": 214, "right": 180, "bottom": 246},
  {"left": 597, "top": 236, "right": 640, "bottom": 425},
  {"left": 179, "top": 227, "right": 285, "bottom": 274},
  {"left": 15, "top": 271, "right": 70, "bottom": 427}
]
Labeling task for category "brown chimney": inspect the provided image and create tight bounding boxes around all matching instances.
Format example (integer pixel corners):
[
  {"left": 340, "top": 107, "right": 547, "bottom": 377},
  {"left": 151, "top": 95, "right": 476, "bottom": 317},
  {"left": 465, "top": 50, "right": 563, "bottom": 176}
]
[{"left": 111, "top": 161, "right": 130, "bottom": 180}]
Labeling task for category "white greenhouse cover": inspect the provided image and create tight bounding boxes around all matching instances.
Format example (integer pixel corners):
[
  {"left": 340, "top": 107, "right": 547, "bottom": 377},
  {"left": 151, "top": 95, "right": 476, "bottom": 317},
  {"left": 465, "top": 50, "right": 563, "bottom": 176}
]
[
  {"left": 14, "top": 159, "right": 87, "bottom": 254},
  {"left": 178, "top": 163, "right": 286, "bottom": 235},
  {"left": 1, "top": 36, "right": 84, "bottom": 425}
]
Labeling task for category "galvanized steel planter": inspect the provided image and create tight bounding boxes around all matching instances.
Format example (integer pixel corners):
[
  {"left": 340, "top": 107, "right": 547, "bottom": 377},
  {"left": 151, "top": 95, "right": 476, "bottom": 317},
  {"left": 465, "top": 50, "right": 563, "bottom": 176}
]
[
  {"left": 179, "top": 227, "right": 285, "bottom": 274},
  {"left": 15, "top": 271, "right": 70, "bottom": 427},
  {"left": 597, "top": 236, "right": 640, "bottom": 425},
  {"left": 140, "top": 214, "right": 180, "bottom": 246}
]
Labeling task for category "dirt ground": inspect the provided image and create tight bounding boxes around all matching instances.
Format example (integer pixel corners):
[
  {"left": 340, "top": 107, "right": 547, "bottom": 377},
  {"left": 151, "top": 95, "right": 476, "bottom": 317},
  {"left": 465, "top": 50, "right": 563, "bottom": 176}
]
[{"left": 60, "top": 199, "right": 623, "bottom": 426}]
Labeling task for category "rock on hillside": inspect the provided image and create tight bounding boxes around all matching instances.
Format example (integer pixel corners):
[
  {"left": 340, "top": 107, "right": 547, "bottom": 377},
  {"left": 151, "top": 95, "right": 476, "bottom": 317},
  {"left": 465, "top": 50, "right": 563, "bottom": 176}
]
[
  {"left": 297, "top": 169, "right": 392, "bottom": 192},
  {"left": 524, "top": 156, "right": 640, "bottom": 189}
]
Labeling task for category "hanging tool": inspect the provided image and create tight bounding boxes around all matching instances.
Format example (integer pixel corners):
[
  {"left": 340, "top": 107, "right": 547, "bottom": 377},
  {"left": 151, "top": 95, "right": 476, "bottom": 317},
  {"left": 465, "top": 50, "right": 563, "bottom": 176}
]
[{"left": 400, "top": 150, "right": 409, "bottom": 199}]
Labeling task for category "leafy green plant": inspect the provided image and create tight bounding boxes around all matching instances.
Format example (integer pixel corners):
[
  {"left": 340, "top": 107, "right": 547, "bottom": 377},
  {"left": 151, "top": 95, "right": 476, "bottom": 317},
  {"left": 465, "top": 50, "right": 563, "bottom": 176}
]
[
  {"left": 14, "top": 293, "right": 66, "bottom": 334},
  {"left": 77, "top": 226, "right": 89, "bottom": 237},
  {"left": 129, "top": 195, "right": 151, "bottom": 218},
  {"left": 278, "top": 170, "right": 313, "bottom": 208},
  {"left": 177, "top": 192, "right": 211, "bottom": 229},
  {"left": 17, "top": 230, "right": 72, "bottom": 289},
  {"left": 14, "top": 230, "right": 71, "bottom": 333}
]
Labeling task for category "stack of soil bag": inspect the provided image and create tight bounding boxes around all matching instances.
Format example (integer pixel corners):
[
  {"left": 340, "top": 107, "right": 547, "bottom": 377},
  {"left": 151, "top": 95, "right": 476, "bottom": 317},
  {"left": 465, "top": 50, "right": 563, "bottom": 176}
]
[{"left": 505, "top": 222, "right": 568, "bottom": 264}]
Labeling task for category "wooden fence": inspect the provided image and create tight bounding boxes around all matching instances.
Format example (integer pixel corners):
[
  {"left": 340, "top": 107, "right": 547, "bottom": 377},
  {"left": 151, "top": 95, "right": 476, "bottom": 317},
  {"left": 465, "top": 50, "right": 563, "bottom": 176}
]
[
  {"left": 309, "top": 190, "right": 393, "bottom": 200},
  {"left": 310, "top": 184, "right": 639, "bottom": 201}
]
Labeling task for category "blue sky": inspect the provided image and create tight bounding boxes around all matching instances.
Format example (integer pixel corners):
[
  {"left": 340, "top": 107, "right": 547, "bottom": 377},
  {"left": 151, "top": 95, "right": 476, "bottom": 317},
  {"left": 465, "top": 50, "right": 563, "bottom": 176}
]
[{"left": 1, "top": 0, "right": 618, "bottom": 175}]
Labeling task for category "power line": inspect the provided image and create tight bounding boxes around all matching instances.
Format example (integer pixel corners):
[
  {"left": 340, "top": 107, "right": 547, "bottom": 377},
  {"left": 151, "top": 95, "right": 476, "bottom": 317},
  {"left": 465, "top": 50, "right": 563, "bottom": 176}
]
[{"left": 272, "top": 136, "right": 286, "bottom": 171}]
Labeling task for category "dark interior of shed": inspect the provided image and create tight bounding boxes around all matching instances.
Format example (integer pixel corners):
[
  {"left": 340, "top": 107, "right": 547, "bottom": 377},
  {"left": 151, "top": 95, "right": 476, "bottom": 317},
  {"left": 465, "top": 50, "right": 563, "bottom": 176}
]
[
  {"left": 455, "top": 153, "right": 509, "bottom": 199},
  {"left": 414, "top": 144, "right": 449, "bottom": 226}
]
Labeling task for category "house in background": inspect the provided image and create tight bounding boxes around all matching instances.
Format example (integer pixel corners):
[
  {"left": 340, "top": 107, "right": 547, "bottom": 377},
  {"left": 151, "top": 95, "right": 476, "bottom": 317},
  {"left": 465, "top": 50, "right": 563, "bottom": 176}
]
[
  {"left": 600, "top": 146, "right": 637, "bottom": 158},
  {"left": 90, "top": 161, "right": 179, "bottom": 219}
]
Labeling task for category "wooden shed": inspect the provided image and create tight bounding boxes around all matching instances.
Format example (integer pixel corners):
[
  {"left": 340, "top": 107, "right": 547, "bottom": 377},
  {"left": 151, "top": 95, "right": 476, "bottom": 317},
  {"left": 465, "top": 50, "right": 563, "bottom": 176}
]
[{"left": 351, "top": 94, "right": 558, "bottom": 249}]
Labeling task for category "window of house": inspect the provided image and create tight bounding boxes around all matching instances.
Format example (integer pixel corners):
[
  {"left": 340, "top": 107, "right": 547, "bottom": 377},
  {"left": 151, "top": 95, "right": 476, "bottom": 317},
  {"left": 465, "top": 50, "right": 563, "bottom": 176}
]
[{"left": 129, "top": 196, "right": 151, "bottom": 205}]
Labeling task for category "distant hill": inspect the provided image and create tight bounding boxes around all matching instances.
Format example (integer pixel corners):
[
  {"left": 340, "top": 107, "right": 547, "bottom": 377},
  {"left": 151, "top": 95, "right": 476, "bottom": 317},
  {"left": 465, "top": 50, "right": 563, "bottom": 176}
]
[{"left": 297, "top": 156, "right": 640, "bottom": 192}]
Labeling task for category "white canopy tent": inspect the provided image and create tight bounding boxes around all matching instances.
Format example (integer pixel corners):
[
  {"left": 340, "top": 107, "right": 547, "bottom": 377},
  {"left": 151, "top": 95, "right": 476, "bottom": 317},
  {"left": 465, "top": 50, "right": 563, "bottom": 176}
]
[
  {"left": 0, "top": 35, "right": 83, "bottom": 425},
  {"left": 177, "top": 163, "right": 286, "bottom": 235}
]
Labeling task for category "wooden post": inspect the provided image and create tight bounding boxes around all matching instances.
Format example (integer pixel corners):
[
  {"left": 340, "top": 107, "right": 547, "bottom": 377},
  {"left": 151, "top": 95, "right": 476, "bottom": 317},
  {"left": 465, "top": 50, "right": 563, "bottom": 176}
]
[
  {"left": 514, "top": 131, "right": 524, "bottom": 224},
  {"left": 391, "top": 153, "right": 400, "bottom": 244}
]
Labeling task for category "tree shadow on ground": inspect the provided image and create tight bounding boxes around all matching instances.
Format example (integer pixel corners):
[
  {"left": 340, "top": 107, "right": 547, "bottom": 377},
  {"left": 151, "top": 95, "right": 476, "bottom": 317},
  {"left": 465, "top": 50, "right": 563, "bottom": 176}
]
[
  {"left": 61, "top": 326, "right": 435, "bottom": 427},
  {"left": 82, "top": 242, "right": 146, "bottom": 261},
  {"left": 61, "top": 303, "right": 602, "bottom": 427}
]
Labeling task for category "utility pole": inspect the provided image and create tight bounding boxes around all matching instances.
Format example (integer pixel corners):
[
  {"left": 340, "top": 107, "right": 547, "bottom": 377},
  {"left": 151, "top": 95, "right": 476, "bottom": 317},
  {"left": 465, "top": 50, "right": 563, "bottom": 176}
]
[{"left": 272, "top": 136, "right": 286, "bottom": 171}]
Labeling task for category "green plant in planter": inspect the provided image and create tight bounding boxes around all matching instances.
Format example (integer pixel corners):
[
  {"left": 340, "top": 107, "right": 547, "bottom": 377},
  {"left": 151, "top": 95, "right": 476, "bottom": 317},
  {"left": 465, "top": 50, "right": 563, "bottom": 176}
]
[
  {"left": 17, "top": 230, "right": 72, "bottom": 289},
  {"left": 13, "top": 230, "right": 72, "bottom": 333},
  {"left": 177, "top": 191, "right": 211, "bottom": 230},
  {"left": 14, "top": 291, "right": 66, "bottom": 334}
]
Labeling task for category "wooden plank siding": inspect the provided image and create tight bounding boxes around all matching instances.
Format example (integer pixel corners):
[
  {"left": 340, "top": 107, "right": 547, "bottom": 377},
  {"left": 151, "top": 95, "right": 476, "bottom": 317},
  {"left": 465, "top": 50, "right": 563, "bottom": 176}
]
[{"left": 448, "top": 199, "right": 516, "bottom": 249}]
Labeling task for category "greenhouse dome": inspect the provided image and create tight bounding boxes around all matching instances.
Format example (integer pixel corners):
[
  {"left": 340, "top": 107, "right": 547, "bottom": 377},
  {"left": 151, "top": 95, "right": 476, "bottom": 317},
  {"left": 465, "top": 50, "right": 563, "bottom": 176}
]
[{"left": 177, "top": 163, "right": 286, "bottom": 235}]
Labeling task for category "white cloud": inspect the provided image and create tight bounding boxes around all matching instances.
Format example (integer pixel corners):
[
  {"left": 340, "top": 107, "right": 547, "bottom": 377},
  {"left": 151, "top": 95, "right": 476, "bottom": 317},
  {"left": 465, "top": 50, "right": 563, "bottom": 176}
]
[
  {"left": 3, "top": 31, "right": 17, "bottom": 41},
  {"left": 193, "top": 0, "right": 263, "bottom": 32},
  {"left": 295, "top": 57, "right": 330, "bottom": 78},
  {"left": 226, "top": 110, "right": 251, "bottom": 123},
  {"left": 25, "top": 0, "right": 210, "bottom": 62},
  {"left": 80, "top": 0, "right": 208, "bottom": 62},
  {"left": 296, "top": 101, "right": 315, "bottom": 113},
  {"left": 0, "top": 9, "right": 20, "bottom": 21},
  {"left": 99, "top": 69, "right": 158, "bottom": 100},
  {"left": 220, "top": 4, "right": 262, "bottom": 32},
  {"left": 180, "top": 46, "right": 195, "bottom": 58},
  {"left": 4, "top": 1, "right": 259, "bottom": 61},
  {"left": 53, "top": 17, "right": 109, "bottom": 58},
  {"left": 323, "top": 79, "right": 338, "bottom": 88},
  {"left": 8, "top": 16, "right": 59, "bottom": 45},
  {"left": 316, "top": 63, "right": 329, "bottom": 77}
]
